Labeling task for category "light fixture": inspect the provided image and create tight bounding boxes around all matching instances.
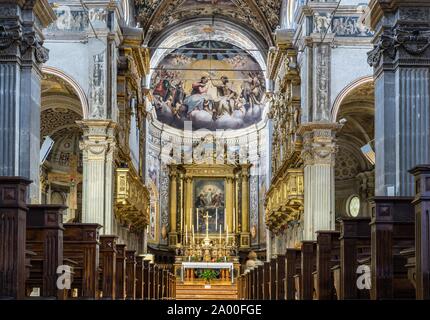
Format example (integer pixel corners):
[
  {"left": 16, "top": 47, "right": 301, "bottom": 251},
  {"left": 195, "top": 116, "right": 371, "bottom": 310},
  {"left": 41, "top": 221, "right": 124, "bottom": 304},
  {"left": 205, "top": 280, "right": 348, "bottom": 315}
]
[{"left": 361, "top": 140, "right": 375, "bottom": 165}]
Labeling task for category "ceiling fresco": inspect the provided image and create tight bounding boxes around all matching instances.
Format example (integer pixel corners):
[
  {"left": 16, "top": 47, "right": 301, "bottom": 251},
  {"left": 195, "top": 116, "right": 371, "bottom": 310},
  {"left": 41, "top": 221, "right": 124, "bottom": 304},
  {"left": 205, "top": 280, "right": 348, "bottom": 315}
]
[
  {"left": 134, "top": 0, "right": 282, "bottom": 46},
  {"left": 150, "top": 40, "right": 266, "bottom": 130}
]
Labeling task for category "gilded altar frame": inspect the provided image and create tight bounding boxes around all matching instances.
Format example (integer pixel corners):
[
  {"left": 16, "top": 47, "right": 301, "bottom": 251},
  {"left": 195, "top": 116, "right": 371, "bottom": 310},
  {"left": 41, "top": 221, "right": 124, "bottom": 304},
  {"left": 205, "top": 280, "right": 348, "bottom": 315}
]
[{"left": 168, "top": 163, "right": 251, "bottom": 249}]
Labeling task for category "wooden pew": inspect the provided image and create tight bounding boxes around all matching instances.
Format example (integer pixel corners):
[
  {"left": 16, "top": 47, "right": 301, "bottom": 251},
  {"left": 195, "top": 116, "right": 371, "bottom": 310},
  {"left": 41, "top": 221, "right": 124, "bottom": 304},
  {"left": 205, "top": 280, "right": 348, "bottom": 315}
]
[
  {"left": 135, "top": 255, "right": 144, "bottom": 300},
  {"left": 246, "top": 270, "right": 251, "bottom": 299},
  {"left": 153, "top": 264, "right": 159, "bottom": 300},
  {"left": 149, "top": 263, "right": 154, "bottom": 299},
  {"left": 251, "top": 267, "right": 257, "bottom": 299},
  {"left": 314, "top": 231, "right": 340, "bottom": 300},
  {"left": 257, "top": 265, "right": 264, "bottom": 300},
  {"left": 337, "top": 217, "right": 371, "bottom": 300},
  {"left": 0, "top": 177, "right": 31, "bottom": 300},
  {"left": 237, "top": 274, "right": 241, "bottom": 299},
  {"left": 115, "top": 244, "right": 126, "bottom": 300},
  {"left": 162, "top": 269, "right": 168, "bottom": 299},
  {"left": 269, "top": 258, "right": 277, "bottom": 299},
  {"left": 370, "top": 197, "right": 415, "bottom": 299},
  {"left": 99, "top": 235, "right": 117, "bottom": 300},
  {"left": 125, "top": 250, "right": 136, "bottom": 300},
  {"left": 285, "top": 248, "right": 301, "bottom": 300},
  {"left": 409, "top": 165, "right": 430, "bottom": 299},
  {"left": 277, "top": 254, "right": 286, "bottom": 300},
  {"left": 25, "top": 204, "right": 66, "bottom": 299},
  {"left": 263, "top": 261, "right": 270, "bottom": 299},
  {"left": 299, "top": 241, "right": 316, "bottom": 300},
  {"left": 143, "top": 260, "right": 150, "bottom": 300},
  {"left": 63, "top": 223, "right": 102, "bottom": 299}
]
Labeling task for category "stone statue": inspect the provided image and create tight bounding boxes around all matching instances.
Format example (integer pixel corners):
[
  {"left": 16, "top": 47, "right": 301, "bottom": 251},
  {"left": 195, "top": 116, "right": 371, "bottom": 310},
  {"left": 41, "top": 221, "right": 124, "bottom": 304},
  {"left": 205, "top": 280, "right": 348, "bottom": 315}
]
[{"left": 244, "top": 251, "right": 263, "bottom": 272}]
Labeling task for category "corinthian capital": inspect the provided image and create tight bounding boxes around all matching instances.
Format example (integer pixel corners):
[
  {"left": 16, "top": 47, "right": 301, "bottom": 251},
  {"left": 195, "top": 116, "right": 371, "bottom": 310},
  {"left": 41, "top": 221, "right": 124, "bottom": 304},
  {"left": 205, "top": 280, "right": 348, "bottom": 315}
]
[{"left": 298, "top": 122, "right": 342, "bottom": 166}]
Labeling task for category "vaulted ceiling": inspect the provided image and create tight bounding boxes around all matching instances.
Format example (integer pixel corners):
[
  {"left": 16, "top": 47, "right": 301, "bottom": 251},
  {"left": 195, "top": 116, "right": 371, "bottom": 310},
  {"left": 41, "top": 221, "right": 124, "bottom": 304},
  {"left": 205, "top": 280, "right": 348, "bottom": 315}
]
[{"left": 134, "top": 0, "right": 282, "bottom": 48}]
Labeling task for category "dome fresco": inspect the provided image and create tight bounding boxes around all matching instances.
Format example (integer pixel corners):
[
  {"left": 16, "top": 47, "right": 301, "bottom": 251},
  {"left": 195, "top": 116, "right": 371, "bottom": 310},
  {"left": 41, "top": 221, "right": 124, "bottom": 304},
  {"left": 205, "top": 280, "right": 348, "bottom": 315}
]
[{"left": 150, "top": 40, "right": 266, "bottom": 131}]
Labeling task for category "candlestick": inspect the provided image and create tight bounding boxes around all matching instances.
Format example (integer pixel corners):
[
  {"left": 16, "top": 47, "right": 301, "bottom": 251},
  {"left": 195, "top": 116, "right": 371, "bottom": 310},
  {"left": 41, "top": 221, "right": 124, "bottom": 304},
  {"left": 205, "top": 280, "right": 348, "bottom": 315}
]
[
  {"left": 181, "top": 207, "right": 183, "bottom": 233},
  {"left": 224, "top": 208, "right": 227, "bottom": 232},
  {"left": 185, "top": 225, "right": 188, "bottom": 244},
  {"left": 196, "top": 208, "right": 199, "bottom": 233},
  {"left": 233, "top": 208, "right": 235, "bottom": 232},
  {"left": 219, "top": 225, "right": 222, "bottom": 245},
  {"left": 215, "top": 208, "right": 218, "bottom": 231}
]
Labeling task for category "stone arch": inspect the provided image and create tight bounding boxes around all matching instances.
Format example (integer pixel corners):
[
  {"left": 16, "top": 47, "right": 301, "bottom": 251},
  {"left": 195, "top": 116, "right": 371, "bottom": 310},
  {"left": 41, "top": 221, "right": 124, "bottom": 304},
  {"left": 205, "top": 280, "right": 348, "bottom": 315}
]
[
  {"left": 41, "top": 66, "right": 89, "bottom": 118},
  {"left": 331, "top": 75, "right": 374, "bottom": 122}
]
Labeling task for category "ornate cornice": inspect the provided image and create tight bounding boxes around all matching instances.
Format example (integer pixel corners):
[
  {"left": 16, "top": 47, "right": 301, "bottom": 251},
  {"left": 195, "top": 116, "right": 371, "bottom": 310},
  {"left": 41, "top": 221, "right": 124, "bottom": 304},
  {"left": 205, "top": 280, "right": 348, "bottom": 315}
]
[
  {"left": 0, "top": 0, "right": 55, "bottom": 64},
  {"left": 368, "top": 26, "right": 430, "bottom": 68},
  {"left": 34, "top": 0, "right": 57, "bottom": 28}
]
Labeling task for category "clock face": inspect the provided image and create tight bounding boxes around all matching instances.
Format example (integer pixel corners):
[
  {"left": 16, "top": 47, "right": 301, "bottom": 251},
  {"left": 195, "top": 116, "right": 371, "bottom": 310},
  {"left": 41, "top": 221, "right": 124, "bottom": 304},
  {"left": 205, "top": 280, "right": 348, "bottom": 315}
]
[{"left": 348, "top": 196, "right": 360, "bottom": 217}]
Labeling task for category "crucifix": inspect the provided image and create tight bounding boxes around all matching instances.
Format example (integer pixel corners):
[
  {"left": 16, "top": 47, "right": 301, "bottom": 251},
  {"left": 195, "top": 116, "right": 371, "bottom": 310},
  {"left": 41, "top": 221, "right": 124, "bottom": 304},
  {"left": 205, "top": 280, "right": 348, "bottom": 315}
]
[{"left": 202, "top": 211, "right": 212, "bottom": 240}]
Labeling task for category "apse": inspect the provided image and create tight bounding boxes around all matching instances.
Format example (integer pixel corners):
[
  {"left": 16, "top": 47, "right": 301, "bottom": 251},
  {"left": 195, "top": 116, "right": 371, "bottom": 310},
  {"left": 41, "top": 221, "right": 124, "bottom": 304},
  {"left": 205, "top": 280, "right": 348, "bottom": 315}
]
[
  {"left": 148, "top": 19, "right": 268, "bottom": 133},
  {"left": 150, "top": 40, "right": 266, "bottom": 130}
]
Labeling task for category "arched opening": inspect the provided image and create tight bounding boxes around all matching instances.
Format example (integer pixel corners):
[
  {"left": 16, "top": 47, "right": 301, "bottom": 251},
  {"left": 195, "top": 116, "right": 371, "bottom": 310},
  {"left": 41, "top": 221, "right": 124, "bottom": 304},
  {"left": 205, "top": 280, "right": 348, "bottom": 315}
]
[
  {"left": 334, "top": 79, "right": 375, "bottom": 218},
  {"left": 39, "top": 71, "right": 85, "bottom": 223}
]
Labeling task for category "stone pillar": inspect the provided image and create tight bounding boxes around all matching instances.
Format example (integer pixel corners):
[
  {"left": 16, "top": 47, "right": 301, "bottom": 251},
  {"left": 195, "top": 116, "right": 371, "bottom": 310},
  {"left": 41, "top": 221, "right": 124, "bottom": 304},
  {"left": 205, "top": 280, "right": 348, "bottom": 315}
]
[
  {"left": 78, "top": 120, "right": 116, "bottom": 234},
  {"left": 367, "top": 0, "right": 430, "bottom": 196},
  {"left": 168, "top": 166, "right": 177, "bottom": 248},
  {"left": 240, "top": 165, "right": 251, "bottom": 248},
  {"left": 299, "top": 123, "right": 340, "bottom": 240},
  {"left": 0, "top": 0, "right": 55, "bottom": 203}
]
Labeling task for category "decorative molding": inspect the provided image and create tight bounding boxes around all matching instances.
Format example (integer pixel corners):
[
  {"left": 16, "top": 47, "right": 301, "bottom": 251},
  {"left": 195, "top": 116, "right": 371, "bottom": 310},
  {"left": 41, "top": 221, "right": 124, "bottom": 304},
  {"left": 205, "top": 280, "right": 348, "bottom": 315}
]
[
  {"left": 315, "top": 44, "right": 331, "bottom": 121},
  {"left": 297, "top": 122, "right": 343, "bottom": 167}
]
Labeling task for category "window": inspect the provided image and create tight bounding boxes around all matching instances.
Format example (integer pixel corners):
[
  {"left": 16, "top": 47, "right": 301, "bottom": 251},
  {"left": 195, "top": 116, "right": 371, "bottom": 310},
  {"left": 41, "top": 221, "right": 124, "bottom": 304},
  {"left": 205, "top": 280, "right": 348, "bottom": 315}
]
[{"left": 347, "top": 195, "right": 360, "bottom": 217}]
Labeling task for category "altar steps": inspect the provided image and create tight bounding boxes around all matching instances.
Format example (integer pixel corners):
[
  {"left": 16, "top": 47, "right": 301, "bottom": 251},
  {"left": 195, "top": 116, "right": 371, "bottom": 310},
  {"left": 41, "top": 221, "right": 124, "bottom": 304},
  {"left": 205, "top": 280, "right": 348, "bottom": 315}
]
[{"left": 176, "top": 283, "right": 238, "bottom": 300}]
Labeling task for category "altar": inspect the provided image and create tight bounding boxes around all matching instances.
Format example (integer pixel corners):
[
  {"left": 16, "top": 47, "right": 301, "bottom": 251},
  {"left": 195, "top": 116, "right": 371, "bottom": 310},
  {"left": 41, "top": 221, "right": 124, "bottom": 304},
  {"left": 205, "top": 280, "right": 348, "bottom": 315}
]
[{"left": 181, "top": 262, "right": 235, "bottom": 284}]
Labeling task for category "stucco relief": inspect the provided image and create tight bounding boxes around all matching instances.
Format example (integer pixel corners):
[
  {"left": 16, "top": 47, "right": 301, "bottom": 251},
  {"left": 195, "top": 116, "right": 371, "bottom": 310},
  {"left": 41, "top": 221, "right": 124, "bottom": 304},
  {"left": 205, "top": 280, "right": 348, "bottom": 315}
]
[
  {"left": 315, "top": 44, "right": 330, "bottom": 121},
  {"left": 89, "top": 52, "right": 106, "bottom": 119}
]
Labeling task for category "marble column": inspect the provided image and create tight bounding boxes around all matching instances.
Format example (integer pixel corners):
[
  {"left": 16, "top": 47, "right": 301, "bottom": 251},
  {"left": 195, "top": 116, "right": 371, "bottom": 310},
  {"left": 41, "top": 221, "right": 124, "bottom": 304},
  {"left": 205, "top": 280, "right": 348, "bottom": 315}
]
[
  {"left": 225, "top": 177, "right": 234, "bottom": 233},
  {"left": 184, "top": 176, "right": 193, "bottom": 232},
  {"left": 299, "top": 123, "right": 340, "bottom": 240},
  {"left": 168, "top": 166, "right": 177, "bottom": 247},
  {"left": 78, "top": 120, "right": 116, "bottom": 234},
  {"left": 367, "top": 0, "right": 430, "bottom": 196},
  {"left": 0, "top": 0, "right": 55, "bottom": 203},
  {"left": 240, "top": 165, "right": 251, "bottom": 248}
]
